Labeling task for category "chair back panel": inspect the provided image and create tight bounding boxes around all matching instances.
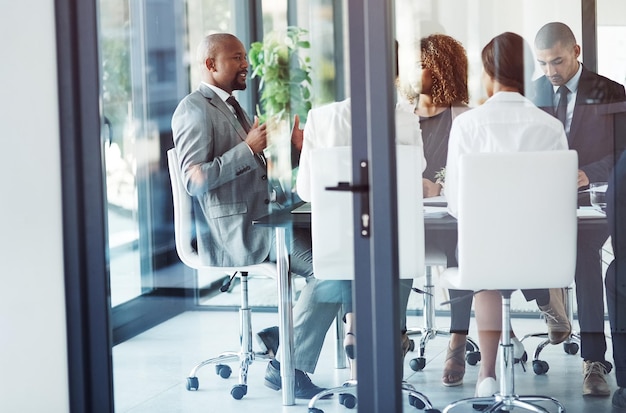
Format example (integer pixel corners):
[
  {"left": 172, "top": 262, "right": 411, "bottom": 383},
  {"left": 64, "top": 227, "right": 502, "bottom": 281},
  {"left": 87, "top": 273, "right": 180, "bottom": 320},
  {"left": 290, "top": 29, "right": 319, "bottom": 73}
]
[
  {"left": 310, "top": 146, "right": 425, "bottom": 280},
  {"left": 456, "top": 150, "right": 578, "bottom": 290},
  {"left": 167, "top": 148, "right": 203, "bottom": 269}
]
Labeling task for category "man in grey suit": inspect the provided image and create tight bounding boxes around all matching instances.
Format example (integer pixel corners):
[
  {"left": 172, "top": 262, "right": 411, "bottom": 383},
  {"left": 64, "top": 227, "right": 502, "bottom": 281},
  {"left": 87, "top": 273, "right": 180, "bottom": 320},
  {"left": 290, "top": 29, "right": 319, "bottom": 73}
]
[{"left": 171, "top": 33, "right": 349, "bottom": 399}]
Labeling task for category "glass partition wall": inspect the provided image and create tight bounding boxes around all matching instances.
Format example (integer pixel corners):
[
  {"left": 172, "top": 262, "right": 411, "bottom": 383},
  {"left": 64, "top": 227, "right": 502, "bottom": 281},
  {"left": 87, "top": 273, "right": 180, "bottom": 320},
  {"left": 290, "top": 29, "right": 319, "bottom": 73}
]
[{"left": 86, "top": 0, "right": 626, "bottom": 411}]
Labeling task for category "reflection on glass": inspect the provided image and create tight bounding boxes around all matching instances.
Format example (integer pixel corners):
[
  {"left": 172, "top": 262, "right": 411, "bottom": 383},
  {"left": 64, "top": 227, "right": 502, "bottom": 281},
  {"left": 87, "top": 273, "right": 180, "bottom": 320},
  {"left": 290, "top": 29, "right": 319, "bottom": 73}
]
[{"left": 99, "top": 0, "right": 188, "bottom": 306}]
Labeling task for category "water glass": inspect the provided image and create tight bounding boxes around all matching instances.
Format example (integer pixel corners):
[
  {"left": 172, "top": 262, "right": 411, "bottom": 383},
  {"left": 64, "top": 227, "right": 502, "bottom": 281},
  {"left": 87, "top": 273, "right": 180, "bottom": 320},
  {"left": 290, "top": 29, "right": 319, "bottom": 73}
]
[{"left": 589, "top": 182, "right": 608, "bottom": 212}]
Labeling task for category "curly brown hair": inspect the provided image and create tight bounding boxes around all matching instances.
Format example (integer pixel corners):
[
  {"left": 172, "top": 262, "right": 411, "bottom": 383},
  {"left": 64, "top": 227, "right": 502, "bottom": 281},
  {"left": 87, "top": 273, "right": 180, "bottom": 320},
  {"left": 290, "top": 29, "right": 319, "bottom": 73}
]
[{"left": 420, "top": 34, "right": 469, "bottom": 106}]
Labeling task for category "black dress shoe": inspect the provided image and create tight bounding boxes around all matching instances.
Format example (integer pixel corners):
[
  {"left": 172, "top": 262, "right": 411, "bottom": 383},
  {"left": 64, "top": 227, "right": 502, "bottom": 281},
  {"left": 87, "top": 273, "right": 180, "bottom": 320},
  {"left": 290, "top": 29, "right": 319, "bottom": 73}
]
[
  {"left": 264, "top": 360, "right": 331, "bottom": 399},
  {"left": 256, "top": 326, "right": 279, "bottom": 357}
]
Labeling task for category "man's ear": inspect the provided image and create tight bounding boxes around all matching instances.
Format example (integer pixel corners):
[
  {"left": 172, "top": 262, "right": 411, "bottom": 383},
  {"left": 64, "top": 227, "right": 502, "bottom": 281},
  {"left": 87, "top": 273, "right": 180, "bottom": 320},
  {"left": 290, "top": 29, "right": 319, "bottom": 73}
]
[{"left": 205, "top": 58, "right": 215, "bottom": 72}]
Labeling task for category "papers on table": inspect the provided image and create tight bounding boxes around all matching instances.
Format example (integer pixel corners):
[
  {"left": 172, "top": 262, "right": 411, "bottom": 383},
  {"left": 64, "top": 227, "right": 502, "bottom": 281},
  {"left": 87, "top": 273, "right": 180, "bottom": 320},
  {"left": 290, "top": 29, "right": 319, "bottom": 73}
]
[
  {"left": 292, "top": 199, "right": 449, "bottom": 217},
  {"left": 290, "top": 202, "right": 311, "bottom": 214},
  {"left": 423, "top": 195, "right": 447, "bottom": 207},
  {"left": 423, "top": 206, "right": 449, "bottom": 218},
  {"left": 579, "top": 184, "right": 608, "bottom": 193},
  {"left": 577, "top": 206, "right": 606, "bottom": 219}
]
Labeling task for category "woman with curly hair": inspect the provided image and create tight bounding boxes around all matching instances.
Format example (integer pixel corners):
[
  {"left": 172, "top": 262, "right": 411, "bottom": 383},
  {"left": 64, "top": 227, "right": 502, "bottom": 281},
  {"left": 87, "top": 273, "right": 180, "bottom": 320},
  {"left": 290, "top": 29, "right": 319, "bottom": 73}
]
[
  {"left": 415, "top": 34, "right": 470, "bottom": 197},
  {"left": 400, "top": 33, "right": 474, "bottom": 387}
]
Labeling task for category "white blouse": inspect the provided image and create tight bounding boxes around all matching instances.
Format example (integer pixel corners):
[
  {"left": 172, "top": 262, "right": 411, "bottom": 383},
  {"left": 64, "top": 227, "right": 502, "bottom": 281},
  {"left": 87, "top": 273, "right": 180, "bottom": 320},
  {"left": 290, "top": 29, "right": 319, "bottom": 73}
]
[
  {"left": 445, "top": 91, "right": 568, "bottom": 218},
  {"left": 297, "top": 98, "right": 425, "bottom": 201}
]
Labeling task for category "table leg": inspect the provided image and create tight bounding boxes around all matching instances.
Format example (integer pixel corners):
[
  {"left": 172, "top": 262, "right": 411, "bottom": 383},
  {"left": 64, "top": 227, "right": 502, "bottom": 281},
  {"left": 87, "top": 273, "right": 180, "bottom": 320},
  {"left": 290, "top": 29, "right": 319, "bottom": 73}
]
[{"left": 275, "top": 227, "right": 295, "bottom": 405}]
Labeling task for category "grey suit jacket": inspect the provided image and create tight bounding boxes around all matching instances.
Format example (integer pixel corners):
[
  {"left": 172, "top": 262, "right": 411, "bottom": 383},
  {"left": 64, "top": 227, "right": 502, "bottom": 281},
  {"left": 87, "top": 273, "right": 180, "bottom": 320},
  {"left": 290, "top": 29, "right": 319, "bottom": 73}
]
[{"left": 171, "top": 83, "right": 271, "bottom": 266}]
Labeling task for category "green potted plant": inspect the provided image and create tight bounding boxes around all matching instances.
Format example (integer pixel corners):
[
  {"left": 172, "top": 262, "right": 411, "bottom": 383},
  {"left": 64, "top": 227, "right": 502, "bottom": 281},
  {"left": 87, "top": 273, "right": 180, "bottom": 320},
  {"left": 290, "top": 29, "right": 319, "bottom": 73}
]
[
  {"left": 249, "top": 26, "right": 313, "bottom": 125},
  {"left": 249, "top": 27, "right": 313, "bottom": 201}
]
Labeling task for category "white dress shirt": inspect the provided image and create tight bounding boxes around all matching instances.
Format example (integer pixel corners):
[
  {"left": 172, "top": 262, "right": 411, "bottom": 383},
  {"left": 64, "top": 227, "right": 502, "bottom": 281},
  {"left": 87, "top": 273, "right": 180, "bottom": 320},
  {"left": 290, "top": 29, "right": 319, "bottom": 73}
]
[
  {"left": 445, "top": 91, "right": 568, "bottom": 218},
  {"left": 296, "top": 98, "right": 426, "bottom": 201},
  {"left": 552, "top": 63, "right": 583, "bottom": 136}
]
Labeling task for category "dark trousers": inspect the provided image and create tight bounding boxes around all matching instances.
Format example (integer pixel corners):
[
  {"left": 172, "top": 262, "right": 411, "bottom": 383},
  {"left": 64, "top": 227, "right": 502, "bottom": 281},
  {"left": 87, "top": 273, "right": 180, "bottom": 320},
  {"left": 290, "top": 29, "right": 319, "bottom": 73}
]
[
  {"left": 606, "top": 260, "right": 626, "bottom": 386},
  {"left": 575, "top": 227, "right": 610, "bottom": 363},
  {"left": 606, "top": 150, "right": 626, "bottom": 386}
]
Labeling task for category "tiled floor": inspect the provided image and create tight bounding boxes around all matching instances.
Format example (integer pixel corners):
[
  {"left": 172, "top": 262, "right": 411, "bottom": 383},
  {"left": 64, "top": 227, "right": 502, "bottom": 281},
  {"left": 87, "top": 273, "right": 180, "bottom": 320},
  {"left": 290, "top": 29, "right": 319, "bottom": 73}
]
[{"left": 112, "top": 310, "right": 620, "bottom": 413}]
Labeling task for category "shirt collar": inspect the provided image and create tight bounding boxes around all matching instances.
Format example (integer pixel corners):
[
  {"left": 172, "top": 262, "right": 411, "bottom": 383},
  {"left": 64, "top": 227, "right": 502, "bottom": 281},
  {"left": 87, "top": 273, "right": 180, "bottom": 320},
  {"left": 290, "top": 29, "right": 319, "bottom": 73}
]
[
  {"left": 202, "top": 82, "right": 231, "bottom": 102},
  {"left": 553, "top": 62, "right": 582, "bottom": 94}
]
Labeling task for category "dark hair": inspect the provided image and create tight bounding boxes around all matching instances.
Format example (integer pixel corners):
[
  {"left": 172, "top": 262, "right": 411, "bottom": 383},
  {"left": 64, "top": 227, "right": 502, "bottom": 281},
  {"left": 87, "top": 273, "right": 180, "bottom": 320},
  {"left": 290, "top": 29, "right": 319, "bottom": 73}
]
[
  {"left": 534, "top": 22, "right": 577, "bottom": 50},
  {"left": 420, "top": 34, "right": 469, "bottom": 105},
  {"left": 481, "top": 32, "right": 535, "bottom": 96}
]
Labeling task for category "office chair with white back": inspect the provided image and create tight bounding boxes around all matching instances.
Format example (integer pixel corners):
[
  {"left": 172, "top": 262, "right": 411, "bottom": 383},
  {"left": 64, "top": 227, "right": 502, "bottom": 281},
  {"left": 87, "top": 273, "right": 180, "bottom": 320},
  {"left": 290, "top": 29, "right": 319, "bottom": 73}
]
[
  {"left": 167, "top": 148, "right": 276, "bottom": 400},
  {"left": 306, "top": 146, "right": 438, "bottom": 413},
  {"left": 440, "top": 150, "right": 578, "bottom": 413}
]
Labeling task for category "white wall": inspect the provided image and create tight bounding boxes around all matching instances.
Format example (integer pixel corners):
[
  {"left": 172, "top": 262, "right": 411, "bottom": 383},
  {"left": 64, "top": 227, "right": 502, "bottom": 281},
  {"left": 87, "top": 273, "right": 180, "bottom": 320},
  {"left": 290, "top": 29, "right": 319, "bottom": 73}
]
[{"left": 0, "top": 1, "right": 70, "bottom": 412}]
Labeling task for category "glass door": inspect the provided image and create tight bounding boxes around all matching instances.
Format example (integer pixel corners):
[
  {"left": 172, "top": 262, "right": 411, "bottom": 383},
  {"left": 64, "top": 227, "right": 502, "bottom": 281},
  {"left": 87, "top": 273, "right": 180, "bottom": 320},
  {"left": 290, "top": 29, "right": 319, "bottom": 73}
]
[{"left": 98, "top": 0, "right": 192, "bottom": 344}]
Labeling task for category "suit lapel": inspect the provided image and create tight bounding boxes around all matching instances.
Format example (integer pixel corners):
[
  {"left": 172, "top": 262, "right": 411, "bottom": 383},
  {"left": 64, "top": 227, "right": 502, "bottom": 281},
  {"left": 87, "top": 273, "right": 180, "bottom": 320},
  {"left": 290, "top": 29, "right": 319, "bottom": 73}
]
[
  {"left": 569, "top": 67, "right": 596, "bottom": 146},
  {"left": 198, "top": 84, "right": 249, "bottom": 142}
]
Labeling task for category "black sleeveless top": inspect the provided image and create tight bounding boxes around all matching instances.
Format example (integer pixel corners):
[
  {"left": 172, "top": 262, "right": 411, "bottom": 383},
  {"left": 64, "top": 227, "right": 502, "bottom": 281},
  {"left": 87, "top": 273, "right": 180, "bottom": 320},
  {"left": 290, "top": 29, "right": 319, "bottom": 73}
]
[{"left": 419, "top": 108, "right": 453, "bottom": 182}]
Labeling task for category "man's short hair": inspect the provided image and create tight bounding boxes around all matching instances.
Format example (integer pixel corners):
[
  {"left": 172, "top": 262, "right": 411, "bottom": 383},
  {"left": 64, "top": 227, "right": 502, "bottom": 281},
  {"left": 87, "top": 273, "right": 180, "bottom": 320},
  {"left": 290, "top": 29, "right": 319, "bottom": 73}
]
[{"left": 535, "top": 22, "right": 577, "bottom": 50}]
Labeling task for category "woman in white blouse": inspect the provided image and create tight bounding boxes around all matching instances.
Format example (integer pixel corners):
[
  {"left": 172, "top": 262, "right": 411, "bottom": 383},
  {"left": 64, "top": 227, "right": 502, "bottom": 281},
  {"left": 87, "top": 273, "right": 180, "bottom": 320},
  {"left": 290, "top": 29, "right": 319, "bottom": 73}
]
[{"left": 445, "top": 32, "right": 568, "bottom": 397}]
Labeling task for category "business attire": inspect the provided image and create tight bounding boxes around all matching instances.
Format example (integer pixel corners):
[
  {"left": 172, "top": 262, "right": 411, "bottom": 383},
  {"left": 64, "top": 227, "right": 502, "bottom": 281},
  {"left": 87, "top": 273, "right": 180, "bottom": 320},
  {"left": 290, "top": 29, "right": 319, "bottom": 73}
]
[
  {"left": 446, "top": 91, "right": 568, "bottom": 217},
  {"left": 417, "top": 104, "right": 474, "bottom": 336},
  {"left": 171, "top": 83, "right": 347, "bottom": 398},
  {"left": 606, "top": 150, "right": 626, "bottom": 403},
  {"left": 445, "top": 90, "right": 568, "bottom": 396},
  {"left": 532, "top": 64, "right": 626, "bottom": 369},
  {"left": 297, "top": 97, "right": 425, "bottom": 333},
  {"left": 171, "top": 83, "right": 271, "bottom": 267}
]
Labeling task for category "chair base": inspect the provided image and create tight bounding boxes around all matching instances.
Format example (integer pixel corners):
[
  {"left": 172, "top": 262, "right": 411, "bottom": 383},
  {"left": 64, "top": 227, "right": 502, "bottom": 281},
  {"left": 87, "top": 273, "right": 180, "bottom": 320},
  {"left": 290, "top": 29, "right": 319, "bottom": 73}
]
[
  {"left": 307, "top": 380, "right": 438, "bottom": 412},
  {"left": 406, "top": 266, "right": 481, "bottom": 371},
  {"left": 442, "top": 393, "right": 566, "bottom": 413},
  {"left": 442, "top": 291, "right": 567, "bottom": 413},
  {"left": 185, "top": 271, "right": 271, "bottom": 399},
  {"left": 520, "top": 285, "right": 580, "bottom": 375},
  {"left": 406, "top": 327, "right": 481, "bottom": 371},
  {"left": 521, "top": 331, "right": 580, "bottom": 375}
]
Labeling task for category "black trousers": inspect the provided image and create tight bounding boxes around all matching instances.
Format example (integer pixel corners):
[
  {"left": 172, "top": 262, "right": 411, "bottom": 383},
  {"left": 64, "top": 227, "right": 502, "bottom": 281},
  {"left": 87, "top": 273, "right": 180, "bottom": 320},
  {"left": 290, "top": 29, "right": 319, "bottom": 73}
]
[{"left": 575, "top": 226, "right": 610, "bottom": 363}]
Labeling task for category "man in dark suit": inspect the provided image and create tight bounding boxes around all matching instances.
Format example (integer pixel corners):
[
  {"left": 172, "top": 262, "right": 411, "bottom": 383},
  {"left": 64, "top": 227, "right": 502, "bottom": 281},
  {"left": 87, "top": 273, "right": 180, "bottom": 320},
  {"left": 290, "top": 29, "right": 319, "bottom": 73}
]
[
  {"left": 606, "top": 150, "right": 626, "bottom": 408},
  {"left": 171, "top": 33, "right": 350, "bottom": 399},
  {"left": 532, "top": 21, "right": 626, "bottom": 397}
]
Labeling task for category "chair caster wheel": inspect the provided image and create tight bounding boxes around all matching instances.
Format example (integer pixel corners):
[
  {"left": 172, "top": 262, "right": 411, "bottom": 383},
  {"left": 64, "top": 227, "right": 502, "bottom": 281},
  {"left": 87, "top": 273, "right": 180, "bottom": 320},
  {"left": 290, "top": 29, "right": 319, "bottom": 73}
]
[
  {"left": 339, "top": 393, "right": 357, "bottom": 409},
  {"left": 409, "top": 357, "right": 426, "bottom": 371},
  {"left": 216, "top": 364, "right": 232, "bottom": 379},
  {"left": 466, "top": 351, "right": 481, "bottom": 366},
  {"left": 532, "top": 359, "right": 549, "bottom": 375},
  {"left": 408, "top": 394, "right": 425, "bottom": 409},
  {"left": 186, "top": 376, "right": 199, "bottom": 391},
  {"left": 230, "top": 384, "right": 247, "bottom": 400},
  {"left": 563, "top": 341, "right": 579, "bottom": 355},
  {"left": 424, "top": 410, "right": 442, "bottom": 413},
  {"left": 308, "top": 408, "right": 324, "bottom": 413},
  {"left": 408, "top": 339, "right": 415, "bottom": 352}
]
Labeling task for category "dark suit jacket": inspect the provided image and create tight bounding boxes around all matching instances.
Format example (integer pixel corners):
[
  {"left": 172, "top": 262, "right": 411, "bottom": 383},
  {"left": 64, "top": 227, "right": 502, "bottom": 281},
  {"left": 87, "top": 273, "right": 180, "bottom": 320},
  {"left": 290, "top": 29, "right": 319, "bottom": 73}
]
[
  {"left": 532, "top": 65, "right": 626, "bottom": 185},
  {"left": 171, "top": 84, "right": 272, "bottom": 267}
]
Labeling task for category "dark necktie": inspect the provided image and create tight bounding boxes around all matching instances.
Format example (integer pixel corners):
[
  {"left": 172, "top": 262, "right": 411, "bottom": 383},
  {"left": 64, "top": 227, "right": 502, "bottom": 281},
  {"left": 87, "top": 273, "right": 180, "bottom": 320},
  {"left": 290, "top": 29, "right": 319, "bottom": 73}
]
[
  {"left": 226, "top": 95, "right": 265, "bottom": 165},
  {"left": 226, "top": 96, "right": 251, "bottom": 133},
  {"left": 555, "top": 85, "right": 569, "bottom": 128}
]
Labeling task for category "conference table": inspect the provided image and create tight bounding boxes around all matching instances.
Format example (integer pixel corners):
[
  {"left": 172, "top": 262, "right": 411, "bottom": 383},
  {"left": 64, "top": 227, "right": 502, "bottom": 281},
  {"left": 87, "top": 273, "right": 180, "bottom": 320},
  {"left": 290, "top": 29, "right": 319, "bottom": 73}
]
[{"left": 252, "top": 200, "right": 607, "bottom": 405}]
